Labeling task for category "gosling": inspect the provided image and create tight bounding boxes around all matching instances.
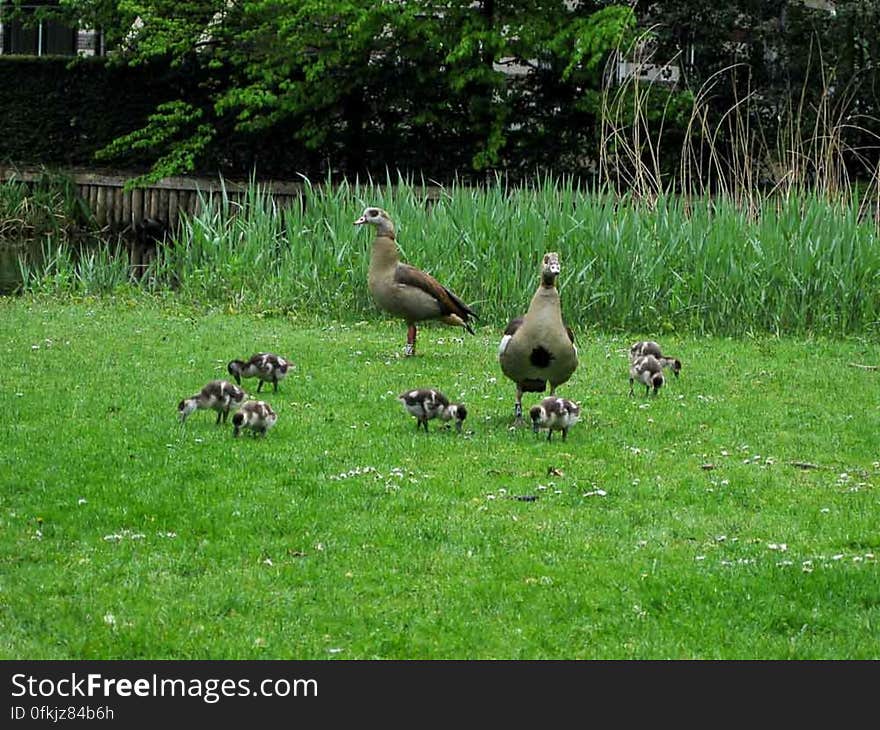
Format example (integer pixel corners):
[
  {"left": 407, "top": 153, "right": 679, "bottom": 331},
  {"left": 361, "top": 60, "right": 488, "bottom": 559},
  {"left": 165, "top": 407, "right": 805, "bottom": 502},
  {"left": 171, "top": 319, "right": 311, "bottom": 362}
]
[
  {"left": 529, "top": 397, "right": 581, "bottom": 442},
  {"left": 629, "top": 340, "right": 681, "bottom": 378},
  {"left": 227, "top": 353, "right": 291, "bottom": 393},
  {"left": 232, "top": 400, "right": 278, "bottom": 437},
  {"left": 629, "top": 355, "right": 665, "bottom": 396},
  {"left": 178, "top": 380, "right": 247, "bottom": 424},
  {"left": 398, "top": 388, "right": 468, "bottom": 433}
]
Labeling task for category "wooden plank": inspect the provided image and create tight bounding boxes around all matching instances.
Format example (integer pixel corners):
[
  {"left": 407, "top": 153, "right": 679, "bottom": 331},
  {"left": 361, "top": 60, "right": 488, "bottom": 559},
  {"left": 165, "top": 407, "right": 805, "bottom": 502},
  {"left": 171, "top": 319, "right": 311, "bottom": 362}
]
[
  {"left": 113, "top": 187, "right": 125, "bottom": 228},
  {"left": 131, "top": 188, "right": 144, "bottom": 224},
  {"left": 122, "top": 187, "right": 131, "bottom": 227},
  {"left": 158, "top": 188, "right": 169, "bottom": 223},
  {"left": 168, "top": 189, "right": 179, "bottom": 232},
  {"left": 95, "top": 185, "right": 107, "bottom": 226}
]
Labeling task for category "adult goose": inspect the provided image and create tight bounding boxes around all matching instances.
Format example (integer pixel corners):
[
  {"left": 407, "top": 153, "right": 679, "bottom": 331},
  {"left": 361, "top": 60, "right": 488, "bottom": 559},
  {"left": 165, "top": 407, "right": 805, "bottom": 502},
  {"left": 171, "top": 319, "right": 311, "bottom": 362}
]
[
  {"left": 499, "top": 252, "right": 578, "bottom": 422},
  {"left": 354, "top": 207, "right": 478, "bottom": 356}
]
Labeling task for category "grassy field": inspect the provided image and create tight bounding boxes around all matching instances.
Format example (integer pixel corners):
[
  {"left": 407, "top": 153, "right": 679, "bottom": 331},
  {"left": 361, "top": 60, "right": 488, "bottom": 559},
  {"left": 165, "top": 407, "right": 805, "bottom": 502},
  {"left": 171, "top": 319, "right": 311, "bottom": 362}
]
[{"left": 1, "top": 297, "right": 878, "bottom": 659}]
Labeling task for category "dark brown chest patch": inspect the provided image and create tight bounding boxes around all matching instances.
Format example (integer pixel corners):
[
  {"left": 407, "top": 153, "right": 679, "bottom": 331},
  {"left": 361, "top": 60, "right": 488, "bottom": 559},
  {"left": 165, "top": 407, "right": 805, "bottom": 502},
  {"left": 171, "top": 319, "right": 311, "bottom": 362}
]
[{"left": 530, "top": 346, "right": 554, "bottom": 368}]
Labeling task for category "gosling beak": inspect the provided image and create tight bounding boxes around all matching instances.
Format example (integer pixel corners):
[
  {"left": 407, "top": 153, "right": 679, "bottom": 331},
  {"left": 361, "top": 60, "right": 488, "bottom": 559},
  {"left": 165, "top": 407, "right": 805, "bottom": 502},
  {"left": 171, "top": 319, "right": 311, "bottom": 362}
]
[
  {"left": 532, "top": 422, "right": 539, "bottom": 434},
  {"left": 455, "top": 420, "right": 463, "bottom": 433}
]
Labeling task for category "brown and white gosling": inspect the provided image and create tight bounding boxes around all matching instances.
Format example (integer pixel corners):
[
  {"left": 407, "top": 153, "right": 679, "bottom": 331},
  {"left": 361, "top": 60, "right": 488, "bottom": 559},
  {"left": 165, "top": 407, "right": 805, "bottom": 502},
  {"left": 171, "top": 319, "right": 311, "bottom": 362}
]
[
  {"left": 629, "top": 355, "right": 665, "bottom": 396},
  {"left": 529, "top": 397, "right": 581, "bottom": 442},
  {"left": 232, "top": 400, "right": 278, "bottom": 437},
  {"left": 629, "top": 340, "right": 681, "bottom": 378},
  {"left": 178, "top": 380, "right": 247, "bottom": 424},
  {"left": 227, "top": 353, "right": 291, "bottom": 393},
  {"left": 398, "top": 388, "right": 468, "bottom": 433}
]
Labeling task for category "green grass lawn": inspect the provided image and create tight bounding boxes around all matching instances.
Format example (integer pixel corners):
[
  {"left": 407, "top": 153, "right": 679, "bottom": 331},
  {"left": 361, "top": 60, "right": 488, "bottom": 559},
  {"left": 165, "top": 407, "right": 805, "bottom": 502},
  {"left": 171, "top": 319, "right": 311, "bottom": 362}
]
[{"left": 1, "top": 298, "right": 879, "bottom": 659}]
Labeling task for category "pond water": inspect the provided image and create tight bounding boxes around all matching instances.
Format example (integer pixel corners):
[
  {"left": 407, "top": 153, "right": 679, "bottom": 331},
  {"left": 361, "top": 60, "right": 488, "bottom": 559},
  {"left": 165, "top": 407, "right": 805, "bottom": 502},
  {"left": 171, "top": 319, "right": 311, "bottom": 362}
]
[{"left": 0, "top": 241, "right": 35, "bottom": 295}]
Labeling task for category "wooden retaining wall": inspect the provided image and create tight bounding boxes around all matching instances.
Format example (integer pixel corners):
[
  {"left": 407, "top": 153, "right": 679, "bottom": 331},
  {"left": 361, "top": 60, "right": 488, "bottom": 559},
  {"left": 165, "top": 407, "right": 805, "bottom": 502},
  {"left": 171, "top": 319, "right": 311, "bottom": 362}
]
[{"left": 0, "top": 167, "right": 306, "bottom": 233}]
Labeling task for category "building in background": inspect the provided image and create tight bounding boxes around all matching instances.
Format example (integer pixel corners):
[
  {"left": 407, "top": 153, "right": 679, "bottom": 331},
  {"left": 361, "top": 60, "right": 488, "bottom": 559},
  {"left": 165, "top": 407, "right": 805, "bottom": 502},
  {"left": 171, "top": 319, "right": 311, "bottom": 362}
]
[{"left": 0, "top": 0, "right": 102, "bottom": 56}]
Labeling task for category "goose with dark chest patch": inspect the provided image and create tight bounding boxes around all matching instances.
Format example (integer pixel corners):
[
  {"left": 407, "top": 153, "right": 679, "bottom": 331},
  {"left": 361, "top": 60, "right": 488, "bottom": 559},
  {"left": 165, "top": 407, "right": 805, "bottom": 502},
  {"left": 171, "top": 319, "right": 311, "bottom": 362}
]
[
  {"left": 499, "top": 252, "right": 578, "bottom": 422},
  {"left": 354, "top": 207, "right": 478, "bottom": 356}
]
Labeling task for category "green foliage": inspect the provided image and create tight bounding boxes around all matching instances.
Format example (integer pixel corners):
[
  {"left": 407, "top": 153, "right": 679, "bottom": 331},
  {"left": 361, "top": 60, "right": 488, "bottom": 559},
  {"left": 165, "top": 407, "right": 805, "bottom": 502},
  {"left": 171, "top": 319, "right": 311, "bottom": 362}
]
[
  {"left": 0, "top": 55, "right": 187, "bottom": 170},
  {"left": 10, "top": 178, "right": 880, "bottom": 336},
  {"left": 2, "top": 300, "right": 879, "bottom": 658},
  {"left": 34, "top": 0, "right": 637, "bottom": 181}
]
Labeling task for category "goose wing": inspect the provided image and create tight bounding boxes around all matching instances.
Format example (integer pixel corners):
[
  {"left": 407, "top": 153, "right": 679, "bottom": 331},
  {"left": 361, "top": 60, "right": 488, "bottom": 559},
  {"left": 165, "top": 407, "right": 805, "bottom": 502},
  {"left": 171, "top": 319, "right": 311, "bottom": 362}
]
[{"left": 395, "top": 264, "right": 478, "bottom": 327}]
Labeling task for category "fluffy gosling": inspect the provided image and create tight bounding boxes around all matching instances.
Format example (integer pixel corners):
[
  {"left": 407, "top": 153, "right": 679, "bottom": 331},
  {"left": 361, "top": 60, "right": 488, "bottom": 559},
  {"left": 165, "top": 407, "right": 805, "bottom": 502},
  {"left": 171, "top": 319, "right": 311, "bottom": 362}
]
[
  {"left": 629, "top": 355, "right": 665, "bottom": 396},
  {"left": 178, "top": 380, "right": 247, "bottom": 424},
  {"left": 629, "top": 340, "right": 681, "bottom": 378},
  {"left": 398, "top": 388, "right": 468, "bottom": 433},
  {"left": 232, "top": 400, "right": 278, "bottom": 437},
  {"left": 227, "top": 353, "right": 292, "bottom": 393},
  {"left": 529, "top": 397, "right": 581, "bottom": 442}
]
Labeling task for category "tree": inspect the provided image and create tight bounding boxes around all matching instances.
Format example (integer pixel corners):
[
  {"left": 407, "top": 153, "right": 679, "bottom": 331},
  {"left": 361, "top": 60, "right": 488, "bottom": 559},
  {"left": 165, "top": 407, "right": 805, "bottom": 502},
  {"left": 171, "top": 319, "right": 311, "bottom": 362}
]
[{"left": 39, "top": 0, "right": 637, "bottom": 182}]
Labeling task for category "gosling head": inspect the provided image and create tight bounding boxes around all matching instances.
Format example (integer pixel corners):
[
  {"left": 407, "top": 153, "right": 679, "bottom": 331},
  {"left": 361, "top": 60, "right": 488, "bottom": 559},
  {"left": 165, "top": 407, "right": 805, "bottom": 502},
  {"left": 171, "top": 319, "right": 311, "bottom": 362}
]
[
  {"left": 354, "top": 206, "right": 395, "bottom": 239},
  {"left": 227, "top": 359, "right": 245, "bottom": 385},
  {"left": 177, "top": 398, "right": 197, "bottom": 423},
  {"left": 529, "top": 404, "right": 546, "bottom": 433},
  {"left": 443, "top": 403, "right": 468, "bottom": 433},
  {"left": 652, "top": 371, "right": 665, "bottom": 394}
]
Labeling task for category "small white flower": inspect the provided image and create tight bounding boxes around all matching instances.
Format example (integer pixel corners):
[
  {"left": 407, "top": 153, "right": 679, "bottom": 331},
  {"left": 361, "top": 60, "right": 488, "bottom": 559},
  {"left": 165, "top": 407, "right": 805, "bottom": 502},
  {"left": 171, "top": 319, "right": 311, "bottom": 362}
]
[
  {"left": 767, "top": 543, "right": 788, "bottom": 552},
  {"left": 103, "top": 613, "right": 116, "bottom": 626},
  {"left": 78, "top": 498, "right": 87, "bottom": 505}
]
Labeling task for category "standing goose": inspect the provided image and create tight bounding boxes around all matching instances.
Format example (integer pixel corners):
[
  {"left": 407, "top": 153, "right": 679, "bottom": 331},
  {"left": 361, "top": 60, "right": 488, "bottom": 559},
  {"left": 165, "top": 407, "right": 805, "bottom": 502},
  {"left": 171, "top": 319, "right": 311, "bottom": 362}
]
[
  {"left": 629, "top": 340, "right": 681, "bottom": 378},
  {"left": 499, "top": 252, "right": 578, "bottom": 422},
  {"left": 178, "top": 380, "right": 247, "bottom": 424},
  {"left": 629, "top": 355, "right": 665, "bottom": 396},
  {"left": 227, "top": 353, "right": 291, "bottom": 393},
  {"left": 529, "top": 397, "right": 581, "bottom": 442},
  {"left": 354, "top": 207, "right": 478, "bottom": 356}
]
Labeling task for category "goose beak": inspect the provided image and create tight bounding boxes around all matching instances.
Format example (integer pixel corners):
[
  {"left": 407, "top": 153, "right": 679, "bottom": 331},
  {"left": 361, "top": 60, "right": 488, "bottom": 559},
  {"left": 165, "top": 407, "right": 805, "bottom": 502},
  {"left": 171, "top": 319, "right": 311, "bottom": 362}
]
[{"left": 354, "top": 215, "right": 367, "bottom": 226}]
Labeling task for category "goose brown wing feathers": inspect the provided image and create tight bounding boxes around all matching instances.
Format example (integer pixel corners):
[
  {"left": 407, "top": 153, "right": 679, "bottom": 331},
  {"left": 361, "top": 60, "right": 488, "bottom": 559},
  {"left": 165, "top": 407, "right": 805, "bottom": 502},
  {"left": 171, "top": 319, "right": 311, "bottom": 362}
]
[{"left": 395, "top": 264, "right": 478, "bottom": 331}]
